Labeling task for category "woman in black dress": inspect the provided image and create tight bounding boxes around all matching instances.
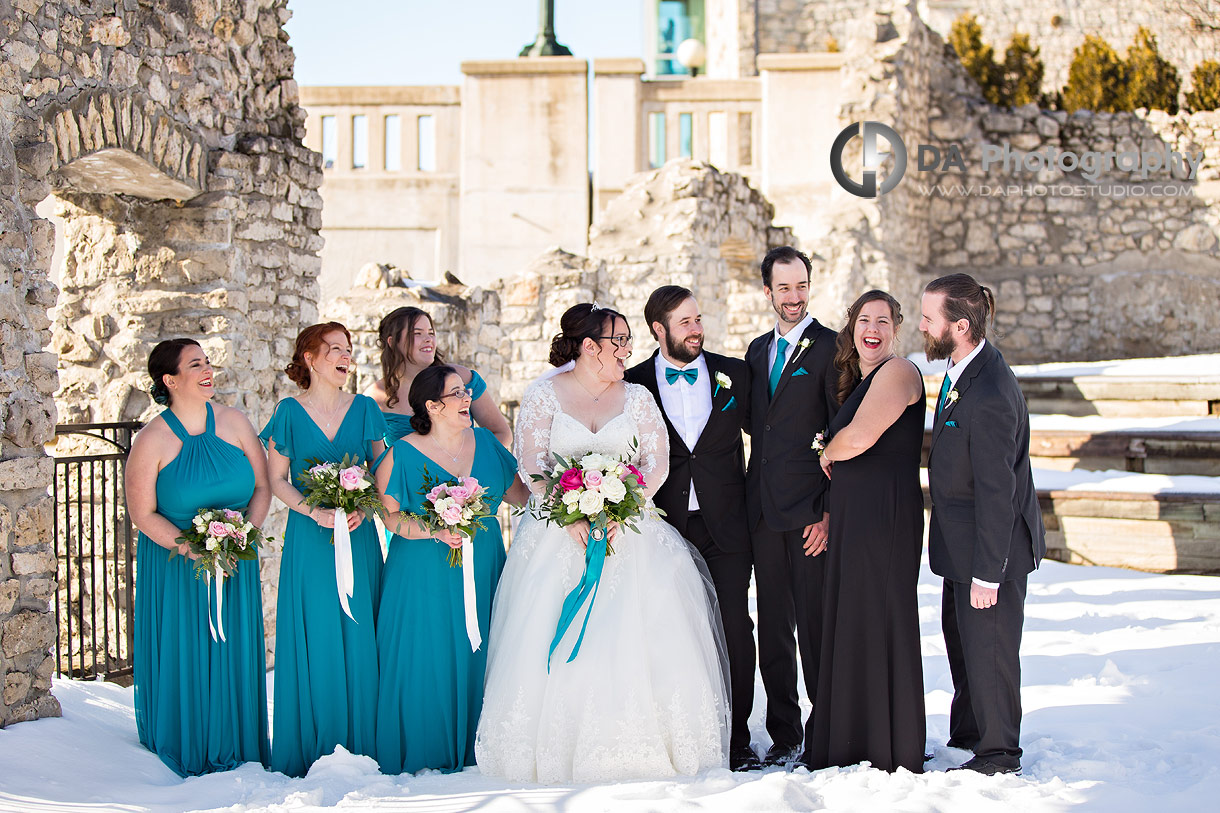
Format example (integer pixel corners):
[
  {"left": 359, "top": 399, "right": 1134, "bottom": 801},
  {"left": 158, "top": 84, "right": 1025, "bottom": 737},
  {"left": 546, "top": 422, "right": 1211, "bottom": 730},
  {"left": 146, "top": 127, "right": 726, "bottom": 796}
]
[{"left": 805, "top": 290, "right": 927, "bottom": 773}]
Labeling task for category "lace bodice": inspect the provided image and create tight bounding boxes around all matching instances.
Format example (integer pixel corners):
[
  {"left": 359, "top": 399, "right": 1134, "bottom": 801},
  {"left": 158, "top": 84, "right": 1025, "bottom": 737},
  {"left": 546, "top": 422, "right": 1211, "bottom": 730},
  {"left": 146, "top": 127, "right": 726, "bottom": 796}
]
[{"left": 513, "top": 379, "right": 670, "bottom": 498}]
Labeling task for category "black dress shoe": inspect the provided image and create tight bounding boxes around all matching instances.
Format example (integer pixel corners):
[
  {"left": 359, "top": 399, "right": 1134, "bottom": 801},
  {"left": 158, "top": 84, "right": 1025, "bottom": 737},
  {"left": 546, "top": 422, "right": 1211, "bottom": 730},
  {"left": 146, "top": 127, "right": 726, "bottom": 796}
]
[
  {"left": 945, "top": 738, "right": 977, "bottom": 751},
  {"left": 949, "top": 755, "right": 1021, "bottom": 776},
  {"left": 762, "top": 743, "right": 802, "bottom": 767},
  {"left": 730, "top": 746, "right": 764, "bottom": 771}
]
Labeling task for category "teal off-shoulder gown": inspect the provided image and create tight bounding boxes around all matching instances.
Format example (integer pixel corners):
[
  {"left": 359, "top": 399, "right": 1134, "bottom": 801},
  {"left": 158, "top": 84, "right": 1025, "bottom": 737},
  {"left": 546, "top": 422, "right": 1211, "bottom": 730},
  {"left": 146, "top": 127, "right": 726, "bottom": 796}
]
[
  {"left": 375, "top": 427, "right": 516, "bottom": 774},
  {"left": 381, "top": 369, "right": 488, "bottom": 441},
  {"left": 133, "top": 402, "right": 269, "bottom": 777},
  {"left": 260, "top": 395, "right": 388, "bottom": 777}
]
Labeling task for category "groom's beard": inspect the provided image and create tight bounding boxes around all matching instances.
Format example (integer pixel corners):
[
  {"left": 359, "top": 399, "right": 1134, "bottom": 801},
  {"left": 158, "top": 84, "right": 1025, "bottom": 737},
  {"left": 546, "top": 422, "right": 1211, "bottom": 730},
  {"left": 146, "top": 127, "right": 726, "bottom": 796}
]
[
  {"left": 665, "top": 331, "right": 703, "bottom": 365},
  {"left": 923, "top": 325, "right": 956, "bottom": 361}
]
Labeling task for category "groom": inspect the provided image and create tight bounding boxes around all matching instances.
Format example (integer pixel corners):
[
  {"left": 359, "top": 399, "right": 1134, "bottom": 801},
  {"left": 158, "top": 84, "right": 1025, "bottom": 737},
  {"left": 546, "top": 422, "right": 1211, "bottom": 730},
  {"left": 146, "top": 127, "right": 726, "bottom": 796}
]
[
  {"left": 625, "top": 285, "right": 761, "bottom": 772},
  {"left": 743, "top": 246, "right": 839, "bottom": 766},
  {"left": 921, "top": 273, "right": 1045, "bottom": 775}
]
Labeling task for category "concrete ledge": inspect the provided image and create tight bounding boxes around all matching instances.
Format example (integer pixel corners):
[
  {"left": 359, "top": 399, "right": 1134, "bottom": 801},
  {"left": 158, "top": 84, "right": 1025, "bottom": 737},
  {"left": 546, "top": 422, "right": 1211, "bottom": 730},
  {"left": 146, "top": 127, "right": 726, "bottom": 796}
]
[
  {"left": 640, "top": 79, "right": 762, "bottom": 103},
  {"left": 300, "top": 86, "right": 461, "bottom": 106},
  {"left": 757, "top": 53, "right": 846, "bottom": 71},
  {"left": 594, "top": 58, "right": 646, "bottom": 75},
  {"left": 461, "top": 57, "right": 588, "bottom": 76}
]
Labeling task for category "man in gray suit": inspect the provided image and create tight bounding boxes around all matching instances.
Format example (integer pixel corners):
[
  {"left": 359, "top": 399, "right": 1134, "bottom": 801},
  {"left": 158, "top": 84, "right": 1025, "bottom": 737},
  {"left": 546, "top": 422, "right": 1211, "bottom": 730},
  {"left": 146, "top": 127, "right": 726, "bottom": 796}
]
[{"left": 920, "top": 273, "right": 1046, "bottom": 776}]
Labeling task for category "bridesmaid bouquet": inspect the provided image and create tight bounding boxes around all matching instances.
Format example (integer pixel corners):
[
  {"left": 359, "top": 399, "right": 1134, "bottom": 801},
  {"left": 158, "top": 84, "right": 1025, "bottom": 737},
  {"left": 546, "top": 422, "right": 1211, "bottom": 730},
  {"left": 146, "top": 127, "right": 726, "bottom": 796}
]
[
  {"left": 173, "top": 507, "right": 271, "bottom": 578},
  {"left": 405, "top": 469, "right": 493, "bottom": 567},
  {"left": 173, "top": 508, "right": 272, "bottom": 642},
  {"left": 529, "top": 442, "right": 656, "bottom": 556},
  {"left": 296, "top": 454, "right": 385, "bottom": 538},
  {"left": 296, "top": 453, "right": 384, "bottom": 621}
]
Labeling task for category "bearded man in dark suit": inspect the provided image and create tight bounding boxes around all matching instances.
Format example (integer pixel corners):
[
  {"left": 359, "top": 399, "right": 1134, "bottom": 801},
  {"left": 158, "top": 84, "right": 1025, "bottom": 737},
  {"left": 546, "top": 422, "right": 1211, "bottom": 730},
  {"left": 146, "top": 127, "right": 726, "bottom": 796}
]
[
  {"left": 920, "top": 273, "right": 1046, "bottom": 776},
  {"left": 625, "top": 285, "right": 761, "bottom": 771}
]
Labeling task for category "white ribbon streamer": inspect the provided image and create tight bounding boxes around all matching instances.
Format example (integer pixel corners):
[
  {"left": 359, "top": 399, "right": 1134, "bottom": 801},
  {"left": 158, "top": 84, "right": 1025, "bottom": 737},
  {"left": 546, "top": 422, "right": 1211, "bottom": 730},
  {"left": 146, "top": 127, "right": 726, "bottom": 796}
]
[
  {"left": 205, "top": 571, "right": 217, "bottom": 642},
  {"left": 205, "top": 565, "right": 227, "bottom": 643},
  {"left": 373, "top": 512, "right": 390, "bottom": 562},
  {"left": 461, "top": 536, "right": 481, "bottom": 652},
  {"left": 334, "top": 507, "right": 356, "bottom": 621}
]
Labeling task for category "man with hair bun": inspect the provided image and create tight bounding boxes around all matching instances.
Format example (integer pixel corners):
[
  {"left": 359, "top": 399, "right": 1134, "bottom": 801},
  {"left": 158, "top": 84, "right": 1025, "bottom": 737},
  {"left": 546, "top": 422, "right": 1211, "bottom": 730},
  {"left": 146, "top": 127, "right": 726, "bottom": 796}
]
[{"left": 920, "top": 273, "right": 1046, "bottom": 776}]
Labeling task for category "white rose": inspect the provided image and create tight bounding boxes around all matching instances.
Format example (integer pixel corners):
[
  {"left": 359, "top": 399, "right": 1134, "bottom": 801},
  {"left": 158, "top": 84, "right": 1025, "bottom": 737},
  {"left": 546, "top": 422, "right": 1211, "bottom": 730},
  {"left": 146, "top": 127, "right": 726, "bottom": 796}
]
[
  {"left": 600, "top": 476, "right": 627, "bottom": 504},
  {"left": 433, "top": 496, "right": 455, "bottom": 513},
  {"left": 193, "top": 516, "right": 206, "bottom": 529},
  {"left": 242, "top": 522, "right": 254, "bottom": 534},
  {"left": 205, "top": 537, "right": 220, "bottom": 551},
  {"left": 580, "top": 453, "right": 609, "bottom": 472},
  {"left": 578, "top": 489, "right": 605, "bottom": 516},
  {"left": 561, "top": 489, "right": 581, "bottom": 506}
]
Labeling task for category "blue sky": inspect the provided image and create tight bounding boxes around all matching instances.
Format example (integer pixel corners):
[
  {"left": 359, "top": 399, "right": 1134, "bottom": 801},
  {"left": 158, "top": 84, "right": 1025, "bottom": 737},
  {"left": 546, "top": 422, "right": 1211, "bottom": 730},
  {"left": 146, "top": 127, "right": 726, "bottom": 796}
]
[{"left": 285, "top": 0, "right": 645, "bottom": 86}]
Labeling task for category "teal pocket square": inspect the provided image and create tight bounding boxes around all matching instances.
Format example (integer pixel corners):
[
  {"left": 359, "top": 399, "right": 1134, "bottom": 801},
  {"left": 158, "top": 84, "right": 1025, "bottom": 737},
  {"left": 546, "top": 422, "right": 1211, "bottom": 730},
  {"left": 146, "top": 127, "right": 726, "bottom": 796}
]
[
  {"left": 791, "top": 368, "right": 809, "bottom": 377},
  {"left": 720, "top": 396, "right": 736, "bottom": 412},
  {"left": 945, "top": 420, "right": 958, "bottom": 427}
]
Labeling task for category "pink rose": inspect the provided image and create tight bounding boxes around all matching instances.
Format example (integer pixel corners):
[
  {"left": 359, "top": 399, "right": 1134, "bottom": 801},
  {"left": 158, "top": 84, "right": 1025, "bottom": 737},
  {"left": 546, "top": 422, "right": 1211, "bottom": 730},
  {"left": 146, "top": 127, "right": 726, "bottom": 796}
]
[
  {"left": 338, "top": 466, "right": 367, "bottom": 491},
  {"left": 427, "top": 485, "right": 445, "bottom": 503},
  {"left": 624, "top": 464, "right": 645, "bottom": 487},
  {"left": 460, "top": 476, "right": 480, "bottom": 492},
  {"left": 207, "top": 521, "right": 229, "bottom": 538},
  {"left": 559, "top": 468, "right": 584, "bottom": 492},
  {"left": 447, "top": 485, "right": 471, "bottom": 505},
  {"left": 441, "top": 505, "right": 464, "bottom": 525},
  {"left": 223, "top": 509, "right": 243, "bottom": 522},
  {"left": 583, "top": 470, "right": 604, "bottom": 490},
  {"left": 308, "top": 463, "right": 331, "bottom": 477}
]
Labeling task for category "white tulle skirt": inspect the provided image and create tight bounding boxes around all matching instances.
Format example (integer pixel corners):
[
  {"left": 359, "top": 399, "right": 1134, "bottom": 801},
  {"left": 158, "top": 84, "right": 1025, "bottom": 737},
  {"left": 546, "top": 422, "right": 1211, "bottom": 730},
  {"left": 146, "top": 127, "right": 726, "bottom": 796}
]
[{"left": 475, "top": 509, "right": 731, "bottom": 783}]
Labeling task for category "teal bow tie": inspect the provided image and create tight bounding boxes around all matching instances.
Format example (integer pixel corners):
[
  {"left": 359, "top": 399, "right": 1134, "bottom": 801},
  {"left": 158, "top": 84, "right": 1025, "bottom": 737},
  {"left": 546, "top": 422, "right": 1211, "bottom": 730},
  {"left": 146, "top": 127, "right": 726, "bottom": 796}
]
[{"left": 665, "top": 367, "right": 698, "bottom": 386}]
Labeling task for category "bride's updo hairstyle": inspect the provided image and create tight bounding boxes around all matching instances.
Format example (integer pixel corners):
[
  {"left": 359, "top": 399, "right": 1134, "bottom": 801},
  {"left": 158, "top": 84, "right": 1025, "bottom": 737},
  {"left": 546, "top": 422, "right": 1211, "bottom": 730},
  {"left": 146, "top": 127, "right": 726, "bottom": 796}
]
[
  {"left": 548, "top": 303, "right": 627, "bottom": 367},
  {"left": 407, "top": 364, "right": 458, "bottom": 436}
]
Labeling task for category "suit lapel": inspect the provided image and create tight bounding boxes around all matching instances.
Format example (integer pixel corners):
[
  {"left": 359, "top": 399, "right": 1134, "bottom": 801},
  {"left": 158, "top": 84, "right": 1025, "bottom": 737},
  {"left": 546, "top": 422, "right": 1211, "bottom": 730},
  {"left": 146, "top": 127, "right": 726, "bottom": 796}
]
[
  {"left": 929, "top": 341, "right": 994, "bottom": 453},
  {"left": 770, "top": 321, "right": 820, "bottom": 405},
  {"left": 692, "top": 353, "right": 727, "bottom": 454}
]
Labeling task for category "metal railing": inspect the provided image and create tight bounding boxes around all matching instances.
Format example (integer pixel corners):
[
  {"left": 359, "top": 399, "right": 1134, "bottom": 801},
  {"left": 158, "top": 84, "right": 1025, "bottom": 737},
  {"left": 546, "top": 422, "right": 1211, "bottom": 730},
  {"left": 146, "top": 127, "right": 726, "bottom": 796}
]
[{"left": 51, "top": 421, "right": 141, "bottom": 682}]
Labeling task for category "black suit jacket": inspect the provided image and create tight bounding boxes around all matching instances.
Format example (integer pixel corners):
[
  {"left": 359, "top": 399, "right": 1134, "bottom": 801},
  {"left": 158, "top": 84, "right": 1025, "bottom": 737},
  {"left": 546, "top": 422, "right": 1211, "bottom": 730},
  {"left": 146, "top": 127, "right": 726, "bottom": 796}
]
[
  {"left": 625, "top": 350, "right": 750, "bottom": 553},
  {"left": 927, "top": 341, "right": 1047, "bottom": 584},
  {"left": 743, "top": 319, "right": 839, "bottom": 532}
]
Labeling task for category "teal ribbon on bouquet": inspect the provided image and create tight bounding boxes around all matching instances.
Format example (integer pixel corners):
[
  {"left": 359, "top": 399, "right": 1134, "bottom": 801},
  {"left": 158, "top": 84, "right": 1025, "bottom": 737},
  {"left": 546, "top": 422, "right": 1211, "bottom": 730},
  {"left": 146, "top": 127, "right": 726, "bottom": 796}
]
[{"left": 547, "top": 524, "right": 610, "bottom": 670}]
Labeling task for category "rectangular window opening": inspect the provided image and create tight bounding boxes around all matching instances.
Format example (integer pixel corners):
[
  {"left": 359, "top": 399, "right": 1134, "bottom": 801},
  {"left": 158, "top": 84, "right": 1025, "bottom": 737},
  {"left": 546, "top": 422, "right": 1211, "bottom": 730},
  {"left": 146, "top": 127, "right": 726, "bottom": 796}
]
[
  {"left": 384, "top": 114, "right": 401, "bottom": 171},
  {"left": 417, "top": 114, "right": 436, "bottom": 172},
  {"left": 352, "top": 114, "right": 368, "bottom": 169}
]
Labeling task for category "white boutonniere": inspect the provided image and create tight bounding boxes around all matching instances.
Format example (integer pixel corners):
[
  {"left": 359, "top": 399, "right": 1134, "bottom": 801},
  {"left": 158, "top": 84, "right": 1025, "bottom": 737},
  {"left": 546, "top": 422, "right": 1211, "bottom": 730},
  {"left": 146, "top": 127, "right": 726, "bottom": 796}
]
[
  {"left": 946, "top": 388, "right": 960, "bottom": 406},
  {"left": 811, "top": 431, "right": 826, "bottom": 455},
  {"left": 798, "top": 338, "right": 812, "bottom": 351},
  {"left": 713, "top": 371, "right": 732, "bottom": 397}
]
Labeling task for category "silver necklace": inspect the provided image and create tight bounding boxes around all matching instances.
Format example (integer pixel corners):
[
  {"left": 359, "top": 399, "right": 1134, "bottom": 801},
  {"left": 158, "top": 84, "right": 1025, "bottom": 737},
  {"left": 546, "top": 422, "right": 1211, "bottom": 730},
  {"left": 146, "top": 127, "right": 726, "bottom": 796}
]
[
  {"left": 305, "top": 395, "right": 345, "bottom": 431},
  {"left": 433, "top": 431, "right": 467, "bottom": 465},
  {"left": 573, "top": 372, "right": 612, "bottom": 403}
]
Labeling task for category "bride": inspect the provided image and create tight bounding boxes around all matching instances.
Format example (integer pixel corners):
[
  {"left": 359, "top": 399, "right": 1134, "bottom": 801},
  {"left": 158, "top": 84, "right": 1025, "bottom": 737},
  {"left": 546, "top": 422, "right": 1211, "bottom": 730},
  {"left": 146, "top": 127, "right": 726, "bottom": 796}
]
[{"left": 475, "top": 303, "right": 730, "bottom": 783}]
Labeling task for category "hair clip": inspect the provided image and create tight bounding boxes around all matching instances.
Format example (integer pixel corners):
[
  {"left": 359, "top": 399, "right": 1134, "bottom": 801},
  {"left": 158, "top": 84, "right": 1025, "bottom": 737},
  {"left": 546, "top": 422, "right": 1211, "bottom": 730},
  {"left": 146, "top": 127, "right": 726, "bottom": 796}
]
[{"left": 590, "top": 300, "right": 602, "bottom": 312}]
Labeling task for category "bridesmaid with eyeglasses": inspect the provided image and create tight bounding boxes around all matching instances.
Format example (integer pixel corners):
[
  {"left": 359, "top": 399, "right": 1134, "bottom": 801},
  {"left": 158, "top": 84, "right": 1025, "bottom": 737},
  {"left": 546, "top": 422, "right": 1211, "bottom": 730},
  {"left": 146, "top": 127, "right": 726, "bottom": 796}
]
[{"left": 365, "top": 307, "right": 511, "bottom": 446}]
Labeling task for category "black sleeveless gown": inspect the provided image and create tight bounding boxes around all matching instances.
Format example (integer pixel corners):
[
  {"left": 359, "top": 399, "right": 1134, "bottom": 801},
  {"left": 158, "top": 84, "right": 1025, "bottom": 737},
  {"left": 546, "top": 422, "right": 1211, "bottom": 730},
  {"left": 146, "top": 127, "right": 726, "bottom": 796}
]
[{"left": 806, "top": 358, "right": 926, "bottom": 773}]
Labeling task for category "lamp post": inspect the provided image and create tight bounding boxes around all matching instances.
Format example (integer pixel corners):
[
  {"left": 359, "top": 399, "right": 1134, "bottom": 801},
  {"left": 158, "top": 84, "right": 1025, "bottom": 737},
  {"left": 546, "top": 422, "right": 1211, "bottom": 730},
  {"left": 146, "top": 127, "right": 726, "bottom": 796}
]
[
  {"left": 520, "top": 0, "right": 572, "bottom": 57},
  {"left": 676, "top": 38, "right": 706, "bottom": 78}
]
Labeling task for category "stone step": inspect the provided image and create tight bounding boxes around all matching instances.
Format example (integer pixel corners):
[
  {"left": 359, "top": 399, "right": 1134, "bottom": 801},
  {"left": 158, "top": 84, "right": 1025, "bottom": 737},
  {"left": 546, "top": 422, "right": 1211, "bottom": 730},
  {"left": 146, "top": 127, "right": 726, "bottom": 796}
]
[
  {"left": 922, "top": 427, "right": 1220, "bottom": 476},
  {"left": 923, "top": 374, "right": 1220, "bottom": 417},
  {"left": 921, "top": 487, "right": 1220, "bottom": 575}
]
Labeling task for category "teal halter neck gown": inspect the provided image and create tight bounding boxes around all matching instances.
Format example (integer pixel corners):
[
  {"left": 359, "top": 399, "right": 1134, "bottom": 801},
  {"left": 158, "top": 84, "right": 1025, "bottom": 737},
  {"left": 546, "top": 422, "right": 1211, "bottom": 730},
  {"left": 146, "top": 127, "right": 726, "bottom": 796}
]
[
  {"left": 260, "top": 395, "right": 388, "bottom": 777},
  {"left": 133, "top": 402, "right": 270, "bottom": 777}
]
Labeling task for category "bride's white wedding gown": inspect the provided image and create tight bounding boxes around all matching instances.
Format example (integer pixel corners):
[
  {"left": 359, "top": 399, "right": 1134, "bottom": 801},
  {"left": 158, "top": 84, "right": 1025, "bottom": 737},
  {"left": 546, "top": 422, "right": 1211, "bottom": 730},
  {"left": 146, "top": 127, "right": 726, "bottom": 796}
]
[{"left": 475, "top": 379, "right": 730, "bottom": 783}]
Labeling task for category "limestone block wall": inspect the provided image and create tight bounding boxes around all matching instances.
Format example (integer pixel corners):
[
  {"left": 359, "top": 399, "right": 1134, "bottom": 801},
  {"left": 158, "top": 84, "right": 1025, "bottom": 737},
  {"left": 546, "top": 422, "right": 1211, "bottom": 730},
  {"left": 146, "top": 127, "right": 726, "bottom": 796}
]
[{"left": 1, "top": 0, "right": 323, "bottom": 723}]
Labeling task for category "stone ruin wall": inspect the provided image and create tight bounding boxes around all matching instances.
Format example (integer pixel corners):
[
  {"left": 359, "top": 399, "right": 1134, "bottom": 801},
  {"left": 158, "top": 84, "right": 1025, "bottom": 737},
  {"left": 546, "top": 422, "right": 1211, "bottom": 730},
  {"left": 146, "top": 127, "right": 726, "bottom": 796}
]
[
  {"left": 326, "top": 162, "right": 795, "bottom": 411},
  {"left": 2, "top": 0, "right": 322, "bottom": 726},
  {"left": 750, "top": 1, "right": 1220, "bottom": 89}
]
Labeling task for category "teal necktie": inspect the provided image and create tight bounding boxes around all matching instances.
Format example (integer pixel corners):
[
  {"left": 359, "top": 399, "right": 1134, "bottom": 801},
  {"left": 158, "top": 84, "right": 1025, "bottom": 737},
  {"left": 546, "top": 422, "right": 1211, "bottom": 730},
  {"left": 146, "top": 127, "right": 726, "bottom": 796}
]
[
  {"left": 768, "top": 337, "right": 789, "bottom": 397},
  {"left": 936, "top": 373, "right": 952, "bottom": 417},
  {"left": 665, "top": 367, "right": 698, "bottom": 386}
]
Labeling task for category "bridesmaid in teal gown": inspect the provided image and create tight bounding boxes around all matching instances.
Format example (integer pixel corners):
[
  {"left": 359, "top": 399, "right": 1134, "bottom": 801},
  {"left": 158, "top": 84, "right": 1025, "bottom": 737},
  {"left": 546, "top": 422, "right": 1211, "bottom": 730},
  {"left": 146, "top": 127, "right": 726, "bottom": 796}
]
[
  {"left": 127, "top": 338, "right": 271, "bottom": 777},
  {"left": 365, "top": 307, "right": 511, "bottom": 445},
  {"left": 373, "top": 366, "right": 528, "bottom": 774},
  {"left": 261, "top": 322, "right": 389, "bottom": 777}
]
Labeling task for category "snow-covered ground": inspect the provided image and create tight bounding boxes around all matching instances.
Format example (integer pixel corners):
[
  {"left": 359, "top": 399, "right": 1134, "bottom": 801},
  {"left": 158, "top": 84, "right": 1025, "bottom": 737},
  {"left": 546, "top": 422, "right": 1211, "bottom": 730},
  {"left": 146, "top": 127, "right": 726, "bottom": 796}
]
[{"left": 3, "top": 559, "right": 1219, "bottom": 812}]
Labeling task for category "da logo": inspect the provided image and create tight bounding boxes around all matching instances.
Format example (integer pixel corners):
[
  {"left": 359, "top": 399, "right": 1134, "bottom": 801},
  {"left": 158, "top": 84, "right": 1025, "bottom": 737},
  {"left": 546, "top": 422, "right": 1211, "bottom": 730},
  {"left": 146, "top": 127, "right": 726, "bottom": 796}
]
[{"left": 829, "top": 121, "right": 908, "bottom": 198}]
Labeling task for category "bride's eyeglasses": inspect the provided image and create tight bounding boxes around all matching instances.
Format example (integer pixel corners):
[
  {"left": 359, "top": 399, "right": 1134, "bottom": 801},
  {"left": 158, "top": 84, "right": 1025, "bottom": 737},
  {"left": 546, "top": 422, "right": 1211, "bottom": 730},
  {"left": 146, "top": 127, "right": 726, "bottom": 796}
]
[{"left": 598, "top": 333, "right": 633, "bottom": 348}]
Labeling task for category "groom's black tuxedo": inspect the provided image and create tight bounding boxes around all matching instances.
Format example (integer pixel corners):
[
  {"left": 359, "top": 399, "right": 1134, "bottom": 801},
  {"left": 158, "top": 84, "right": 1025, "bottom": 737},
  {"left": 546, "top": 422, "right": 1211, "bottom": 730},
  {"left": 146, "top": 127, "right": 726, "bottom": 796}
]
[
  {"left": 927, "top": 339, "right": 1045, "bottom": 767},
  {"left": 626, "top": 349, "right": 755, "bottom": 753},
  {"left": 742, "top": 317, "right": 839, "bottom": 754}
]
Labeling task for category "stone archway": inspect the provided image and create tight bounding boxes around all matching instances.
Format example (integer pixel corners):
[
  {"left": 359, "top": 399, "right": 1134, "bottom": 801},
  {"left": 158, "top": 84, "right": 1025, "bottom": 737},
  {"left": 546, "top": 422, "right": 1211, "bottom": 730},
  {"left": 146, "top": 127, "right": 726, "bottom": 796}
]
[{"left": 1, "top": 0, "right": 323, "bottom": 728}]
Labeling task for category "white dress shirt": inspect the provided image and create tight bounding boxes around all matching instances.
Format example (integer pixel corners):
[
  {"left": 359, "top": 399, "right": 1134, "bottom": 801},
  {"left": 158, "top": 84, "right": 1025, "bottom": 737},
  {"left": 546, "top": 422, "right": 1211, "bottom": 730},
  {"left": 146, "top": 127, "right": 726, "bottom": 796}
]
[
  {"left": 941, "top": 339, "right": 997, "bottom": 589},
  {"left": 654, "top": 351, "right": 712, "bottom": 511},
  {"left": 768, "top": 312, "right": 815, "bottom": 375}
]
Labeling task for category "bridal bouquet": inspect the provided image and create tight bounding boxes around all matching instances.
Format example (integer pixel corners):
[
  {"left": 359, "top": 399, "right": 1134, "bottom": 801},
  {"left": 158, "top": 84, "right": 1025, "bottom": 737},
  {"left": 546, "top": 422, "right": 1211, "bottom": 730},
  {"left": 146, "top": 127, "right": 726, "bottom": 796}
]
[
  {"left": 530, "top": 443, "right": 656, "bottom": 556},
  {"left": 296, "top": 454, "right": 384, "bottom": 620},
  {"left": 173, "top": 508, "right": 272, "bottom": 641},
  {"left": 405, "top": 469, "right": 492, "bottom": 567}
]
